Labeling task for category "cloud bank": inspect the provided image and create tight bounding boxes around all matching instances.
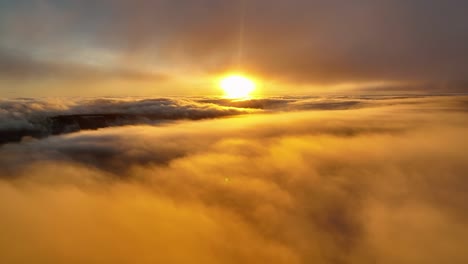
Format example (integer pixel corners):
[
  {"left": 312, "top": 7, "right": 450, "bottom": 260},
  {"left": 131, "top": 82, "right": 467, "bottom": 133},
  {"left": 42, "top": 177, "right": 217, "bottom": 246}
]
[
  {"left": 2, "top": 95, "right": 464, "bottom": 144},
  {"left": 0, "top": 95, "right": 467, "bottom": 263},
  {"left": 0, "top": 97, "right": 255, "bottom": 144}
]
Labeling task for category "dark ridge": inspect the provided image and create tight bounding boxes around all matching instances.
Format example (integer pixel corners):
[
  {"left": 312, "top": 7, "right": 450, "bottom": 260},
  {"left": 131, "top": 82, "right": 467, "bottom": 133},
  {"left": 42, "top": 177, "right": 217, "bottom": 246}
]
[
  {"left": 49, "top": 112, "right": 219, "bottom": 134},
  {"left": 0, "top": 129, "right": 45, "bottom": 145},
  {"left": 49, "top": 114, "right": 140, "bottom": 135},
  {"left": 0, "top": 113, "right": 212, "bottom": 146}
]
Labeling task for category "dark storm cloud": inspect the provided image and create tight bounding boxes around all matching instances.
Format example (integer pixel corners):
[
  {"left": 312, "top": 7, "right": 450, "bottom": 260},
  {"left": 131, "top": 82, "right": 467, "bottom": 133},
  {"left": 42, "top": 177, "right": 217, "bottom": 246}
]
[
  {"left": 0, "top": 96, "right": 468, "bottom": 263},
  {"left": 2, "top": 0, "right": 467, "bottom": 91}
]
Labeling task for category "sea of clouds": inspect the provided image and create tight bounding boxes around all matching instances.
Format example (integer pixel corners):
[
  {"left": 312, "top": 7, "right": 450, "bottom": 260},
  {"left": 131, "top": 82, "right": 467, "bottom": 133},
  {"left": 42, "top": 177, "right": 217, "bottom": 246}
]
[{"left": 1, "top": 95, "right": 467, "bottom": 263}]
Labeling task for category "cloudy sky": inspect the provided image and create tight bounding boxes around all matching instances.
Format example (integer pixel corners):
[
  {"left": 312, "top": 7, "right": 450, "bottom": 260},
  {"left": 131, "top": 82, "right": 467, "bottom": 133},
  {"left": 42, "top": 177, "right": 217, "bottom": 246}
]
[
  {"left": 1, "top": 0, "right": 467, "bottom": 97},
  {"left": 1, "top": 2, "right": 468, "bottom": 263}
]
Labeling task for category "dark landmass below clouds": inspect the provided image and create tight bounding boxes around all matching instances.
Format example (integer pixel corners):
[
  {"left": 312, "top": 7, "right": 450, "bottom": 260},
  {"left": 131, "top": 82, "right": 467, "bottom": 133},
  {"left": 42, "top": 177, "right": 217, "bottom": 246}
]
[{"left": 0, "top": 95, "right": 467, "bottom": 263}]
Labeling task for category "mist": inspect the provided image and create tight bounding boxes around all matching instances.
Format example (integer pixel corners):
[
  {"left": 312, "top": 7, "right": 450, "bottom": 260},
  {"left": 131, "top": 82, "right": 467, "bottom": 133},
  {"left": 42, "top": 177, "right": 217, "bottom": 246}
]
[{"left": 1, "top": 95, "right": 467, "bottom": 263}]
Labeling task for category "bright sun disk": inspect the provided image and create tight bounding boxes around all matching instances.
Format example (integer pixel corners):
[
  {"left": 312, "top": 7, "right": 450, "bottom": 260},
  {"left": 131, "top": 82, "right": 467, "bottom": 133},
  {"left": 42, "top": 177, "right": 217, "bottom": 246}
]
[{"left": 220, "top": 75, "right": 255, "bottom": 99}]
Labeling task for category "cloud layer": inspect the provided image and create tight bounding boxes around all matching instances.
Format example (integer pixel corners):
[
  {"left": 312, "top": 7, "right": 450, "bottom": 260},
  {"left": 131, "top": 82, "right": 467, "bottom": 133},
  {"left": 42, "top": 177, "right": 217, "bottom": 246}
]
[
  {"left": 0, "top": 95, "right": 467, "bottom": 263},
  {"left": 2, "top": 95, "right": 464, "bottom": 144},
  {"left": 0, "top": 97, "right": 254, "bottom": 144}
]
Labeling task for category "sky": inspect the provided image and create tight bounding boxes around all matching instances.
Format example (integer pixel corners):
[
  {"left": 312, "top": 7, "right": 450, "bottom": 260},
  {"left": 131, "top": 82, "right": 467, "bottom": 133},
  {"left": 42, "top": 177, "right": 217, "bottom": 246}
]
[
  {"left": 1, "top": 0, "right": 468, "bottom": 97},
  {"left": 1, "top": 2, "right": 468, "bottom": 262}
]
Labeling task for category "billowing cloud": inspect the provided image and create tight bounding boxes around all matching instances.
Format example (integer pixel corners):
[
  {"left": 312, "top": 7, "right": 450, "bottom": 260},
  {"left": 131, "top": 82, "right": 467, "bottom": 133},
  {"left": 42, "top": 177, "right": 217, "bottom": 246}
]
[
  {"left": 0, "top": 95, "right": 467, "bottom": 263},
  {"left": 2, "top": 95, "right": 463, "bottom": 144},
  {"left": 0, "top": 97, "right": 258, "bottom": 144}
]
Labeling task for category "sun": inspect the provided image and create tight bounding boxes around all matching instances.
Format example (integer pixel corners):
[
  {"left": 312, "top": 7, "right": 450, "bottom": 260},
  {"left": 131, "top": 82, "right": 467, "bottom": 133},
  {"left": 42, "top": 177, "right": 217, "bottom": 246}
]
[{"left": 219, "top": 75, "right": 256, "bottom": 99}]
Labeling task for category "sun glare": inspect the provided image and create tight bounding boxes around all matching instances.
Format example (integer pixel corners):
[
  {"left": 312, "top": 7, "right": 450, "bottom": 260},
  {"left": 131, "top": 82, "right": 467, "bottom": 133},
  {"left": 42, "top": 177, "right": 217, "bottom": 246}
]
[{"left": 220, "top": 75, "right": 255, "bottom": 99}]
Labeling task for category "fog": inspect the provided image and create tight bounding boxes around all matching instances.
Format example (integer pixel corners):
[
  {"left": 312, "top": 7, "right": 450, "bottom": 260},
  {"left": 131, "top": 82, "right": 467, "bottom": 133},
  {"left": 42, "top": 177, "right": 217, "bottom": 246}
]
[{"left": 0, "top": 95, "right": 467, "bottom": 263}]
